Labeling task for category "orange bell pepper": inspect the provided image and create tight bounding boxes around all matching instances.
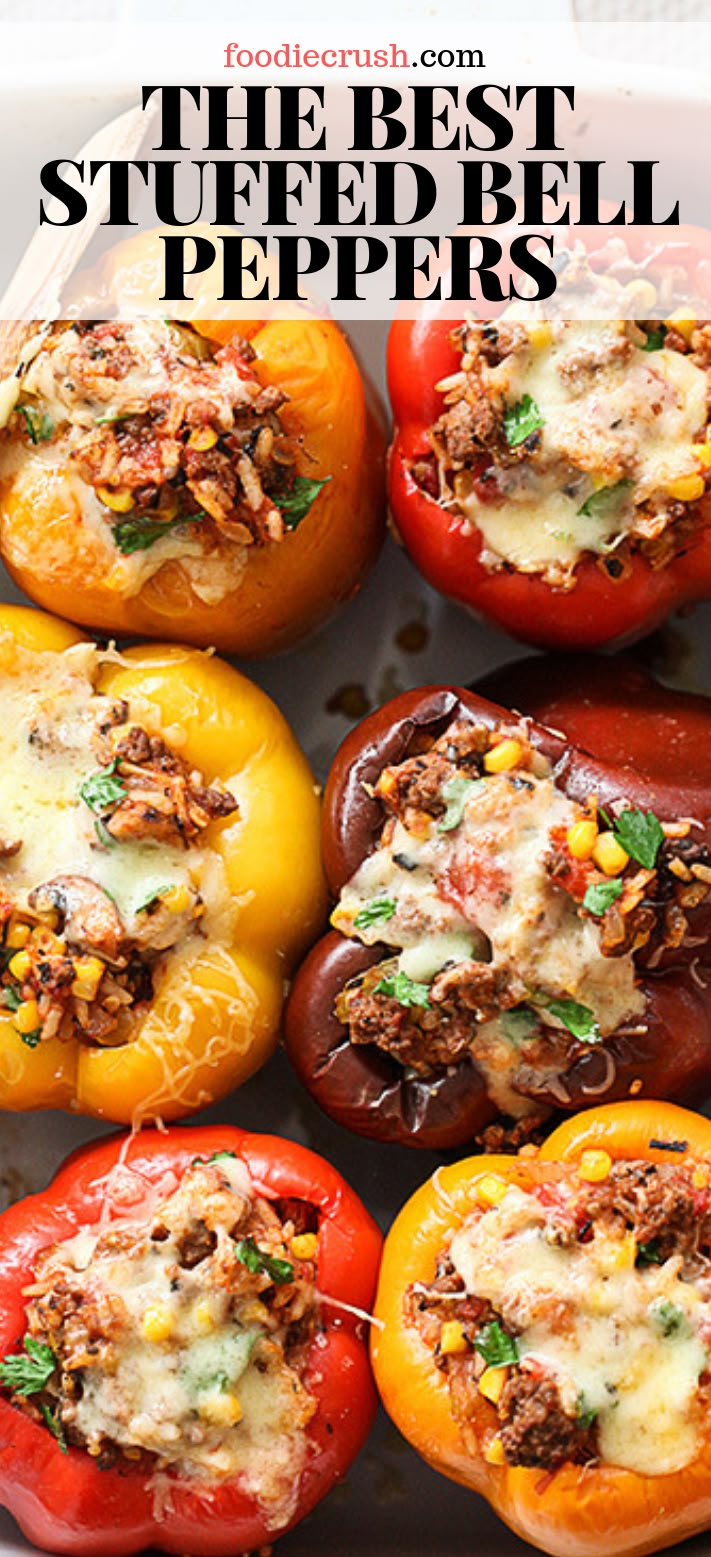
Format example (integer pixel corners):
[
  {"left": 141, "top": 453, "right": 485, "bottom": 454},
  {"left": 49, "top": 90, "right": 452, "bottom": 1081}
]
[
  {"left": 372, "top": 1099, "right": 711, "bottom": 1557},
  {"left": 0, "top": 604, "right": 326, "bottom": 1123},
  {"left": 0, "top": 228, "right": 385, "bottom": 657}
]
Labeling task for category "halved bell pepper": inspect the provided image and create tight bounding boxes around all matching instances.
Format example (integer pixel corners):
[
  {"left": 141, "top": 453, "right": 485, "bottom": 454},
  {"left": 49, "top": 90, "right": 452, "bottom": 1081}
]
[
  {"left": 372, "top": 1099, "right": 711, "bottom": 1557},
  {"left": 0, "top": 604, "right": 326, "bottom": 1122}
]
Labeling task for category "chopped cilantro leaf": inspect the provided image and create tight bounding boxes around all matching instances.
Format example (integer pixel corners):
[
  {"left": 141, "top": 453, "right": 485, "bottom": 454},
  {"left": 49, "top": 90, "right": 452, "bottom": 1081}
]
[
  {"left": 39, "top": 1401, "right": 67, "bottom": 1453},
  {"left": 438, "top": 775, "right": 485, "bottom": 833},
  {"left": 135, "top": 885, "right": 173, "bottom": 915},
  {"left": 2, "top": 987, "right": 22, "bottom": 1012},
  {"left": 374, "top": 971, "right": 431, "bottom": 1008},
  {"left": 583, "top": 879, "right": 624, "bottom": 917},
  {"left": 503, "top": 394, "right": 544, "bottom": 448},
  {"left": 354, "top": 897, "right": 397, "bottom": 931},
  {"left": 577, "top": 478, "right": 633, "bottom": 521},
  {"left": 650, "top": 1299, "right": 689, "bottom": 1338},
  {"left": 17, "top": 405, "right": 54, "bottom": 444},
  {"left": 272, "top": 475, "right": 331, "bottom": 530},
  {"left": 0, "top": 1336, "right": 56, "bottom": 1396},
  {"left": 80, "top": 760, "right": 126, "bottom": 815},
  {"left": 112, "top": 511, "right": 205, "bottom": 555},
  {"left": 639, "top": 329, "right": 665, "bottom": 352},
  {"left": 472, "top": 1321, "right": 519, "bottom": 1367},
  {"left": 636, "top": 1240, "right": 663, "bottom": 1267},
  {"left": 612, "top": 808, "right": 664, "bottom": 870},
  {"left": 546, "top": 997, "right": 600, "bottom": 1044},
  {"left": 234, "top": 1236, "right": 293, "bottom": 1286},
  {"left": 207, "top": 1150, "right": 237, "bottom": 1163},
  {"left": 501, "top": 1007, "right": 539, "bottom": 1044},
  {"left": 576, "top": 1394, "right": 597, "bottom": 1430}
]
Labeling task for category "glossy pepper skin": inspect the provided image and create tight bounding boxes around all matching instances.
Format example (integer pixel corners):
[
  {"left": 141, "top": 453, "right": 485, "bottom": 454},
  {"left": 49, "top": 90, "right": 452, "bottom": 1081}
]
[
  {"left": 284, "top": 673, "right": 711, "bottom": 1149},
  {"left": 0, "top": 1124, "right": 382, "bottom": 1557},
  {"left": 372, "top": 1099, "right": 711, "bottom": 1557},
  {"left": 0, "top": 605, "right": 326, "bottom": 1123},
  {"left": 387, "top": 224, "right": 711, "bottom": 651},
  {"left": 0, "top": 229, "right": 385, "bottom": 658}
]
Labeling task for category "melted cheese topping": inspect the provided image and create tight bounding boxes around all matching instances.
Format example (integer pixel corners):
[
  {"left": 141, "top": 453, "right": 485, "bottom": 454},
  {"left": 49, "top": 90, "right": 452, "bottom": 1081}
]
[
  {"left": 455, "top": 320, "right": 709, "bottom": 574},
  {"left": 35, "top": 1157, "right": 316, "bottom": 1520},
  {"left": 334, "top": 764, "right": 643, "bottom": 1037},
  {"left": 450, "top": 1182, "right": 709, "bottom": 1477},
  {"left": 0, "top": 636, "right": 228, "bottom": 938}
]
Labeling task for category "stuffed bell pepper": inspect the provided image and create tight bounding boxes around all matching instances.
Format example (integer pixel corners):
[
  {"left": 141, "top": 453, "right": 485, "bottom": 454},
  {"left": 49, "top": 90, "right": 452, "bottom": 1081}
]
[
  {"left": 285, "top": 670, "right": 711, "bottom": 1148},
  {"left": 372, "top": 1099, "right": 711, "bottom": 1557},
  {"left": 0, "top": 604, "right": 325, "bottom": 1123},
  {"left": 0, "top": 228, "right": 385, "bottom": 657},
  {"left": 0, "top": 1124, "right": 382, "bottom": 1556},
  {"left": 388, "top": 224, "right": 711, "bottom": 649}
]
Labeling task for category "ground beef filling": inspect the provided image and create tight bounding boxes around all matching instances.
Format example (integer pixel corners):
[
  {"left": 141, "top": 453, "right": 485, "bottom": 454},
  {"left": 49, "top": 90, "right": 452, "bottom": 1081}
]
[
  {"left": 406, "top": 1157, "right": 711, "bottom": 1474},
  {"left": 412, "top": 285, "right": 711, "bottom": 588},
  {"left": 334, "top": 719, "right": 711, "bottom": 1101},
  {"left": 0, "top": 696, "right": 237, "bottom": 1049},
  {"left": 9, "top": 320, "right": 316, "bottom": 553},
  {"left": 1, "top": 1157, "right": 320, "bottom": 1509}
]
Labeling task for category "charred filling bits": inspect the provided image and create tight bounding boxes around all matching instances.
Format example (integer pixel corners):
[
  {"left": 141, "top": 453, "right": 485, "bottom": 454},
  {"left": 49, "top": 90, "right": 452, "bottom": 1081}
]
[
  {"left": 333, "top": 719, "right": 711, "bottom": 1106},
  {"left": 407, "top": 1156, "right": 711, "bottom": 1474}
]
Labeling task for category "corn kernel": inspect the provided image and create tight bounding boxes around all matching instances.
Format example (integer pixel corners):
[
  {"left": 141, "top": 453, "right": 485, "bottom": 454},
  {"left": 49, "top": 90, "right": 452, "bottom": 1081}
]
[
  {"left": 667, "top": 474, "right": 706, "bottom": 504},
  {"left": 290, "top": 1233, "right": 318, "bottom": 1261},
  {"left": 665, "top": 309, "right": 695, "bottom": 342},
  {"left": 31, "top": 911, "right": 59, "bottom": 934},
  {"left": 30, "top": 928, "right": 66, "bottom": 955},
  {"left": 624, "top": 278, "right": 657, "bottom": 311},
  {"left": 475, "top": 1174, "right": 509, "bottom": 1208},
  {"left": 597, "top": 1231, "right": 637, "bottom": 1273},
  {"left": 162, "top": 884, "right": 192, "bottom": 914},
  {"left": 479, "top": 1367, "right": 508, "bottom": 1404},
  {"left": 484, "top": 1435, "right": 506, "bottom": 1465},
  {"left": 567, "top": 819, "right": 598, "bottom": 861},
  {"left": 6, "top": 922, "right": 30, "bottom": 950},
  {"left": 193, "top": 1298, "right": 216, "bottom": 1333},
  {"left": 484, "top": 739, "right": 523, "bottom": 775},
  {"left": 578, "top": 1149, "right": 613, "bottom": 1183},
  {"left": 592, "top": 832, "right": 629, "bottom": 877},
  {"left": 141, "top": 1305, "right": 173, "bottom": 1343},
  {"left": 14, "top": 999, "right": 39, "bottom": 1036},
  {"left": 8, "top": 950, "right": 31, "bottom": 981},
  {"left": 696, "top": 442, "right": 711, "bottom": 469},
  {"left": 71, "top": 956, "right": 105, "bottom": 1002},
  {"left": 693, "top": 1167, "right": 710, "bottom": 1190},
  {"left": 188, "top": 426, "right": 219, "bottom": 451},
  {"left": 527, "top": 322, "right": 552, "bottom": 350},
  {"left": 199, "top": 1392, "right": 243, "bottom": 1427},
  {"left": 97, "top": 485, "right": 135, "bottom": 514},
  {"left": 440, "top": 1321, "right": 469, "bottom": 1356}
]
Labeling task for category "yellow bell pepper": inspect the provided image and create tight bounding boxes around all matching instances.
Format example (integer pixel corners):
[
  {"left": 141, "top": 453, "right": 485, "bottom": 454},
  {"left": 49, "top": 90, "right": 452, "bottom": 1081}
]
[{"left": 0, "top": 605, "right": 326, "bottom": 1123}]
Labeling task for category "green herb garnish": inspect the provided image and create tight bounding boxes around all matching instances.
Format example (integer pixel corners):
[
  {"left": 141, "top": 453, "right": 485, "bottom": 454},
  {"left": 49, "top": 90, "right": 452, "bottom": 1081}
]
[
  {"left": 17, "top": 405, "right": 54, "bottom": 444},
  {"left": 577, "top": 478, "right": 633, "bottom": 521},
  {"left": 649, "top": 1299, "right": 689, "bottom": 1338},
  {"left": 576, "top": 1393, "right": 597, "bottom": 1430},
  {"left": 354, "top": 897, "right": 397, "bottom": 931},
  {"left": 583, "top": 879, "right": 624, "bottom": 917},
  {"left": 2, "top": 987, "right": 22, "bottom": 1012},
  {"left": 39, "top": 1401, "right": 67, "bottom": 1452},
  {"left": 639, "top": 329, "right": 665, "bottom": 352},
  {"left": 135, "top": 885, "right": 173, "bottom": 915},
  {"left": 112, "top": 511, "right": 205, "bottom": 556},
  {"left": 501, "top": 1007, "right": 539, "bottom": 1043},
  {"left": 438, "top": 775, "right": 484, "bottom": 833},
  {"left": 0, "top": 1336, "right": 56, "bottom": 1396},
  {"left": 503, "top": 394, "right": 544, "bottom": 448},
  {"left": 546, "top": 997, "right": 600, "bottom": 1044},
  {"left": 80, "top": 759, "right": 126, "bottom": 816},
  {"left": 636, "top": 1240, "right": 663, "bottom": 1267},
  {"left": 234, "top": 1236, "right": 294, "bottom": 1286},
  {"left": 612, "top": 808, "right": 665, "bottom": 870},
  {"left": 272, "top": 475, "right": 331, "bottom": 530},
  {"left": 208, "top": 1150, "right": 237, "bottom": 1163},
  {"left": 374, "top": 971, "right": 431, "bottom": 1008},
  {"left": 472, "top": 1321, "right": 519, "bottom": 1367}
]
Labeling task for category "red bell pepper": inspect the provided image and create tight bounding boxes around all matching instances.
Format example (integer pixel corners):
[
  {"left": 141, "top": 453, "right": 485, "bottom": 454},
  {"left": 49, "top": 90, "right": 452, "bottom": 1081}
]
[
  {"left": 388, "top": 223, "right": 711, "bottom": 650},
  {"left": 0, "top": 1126, "right": 382, "bottom": 1556},
  {"left": 285, "top": 668, "right": 711, "bottom": 1150}
]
